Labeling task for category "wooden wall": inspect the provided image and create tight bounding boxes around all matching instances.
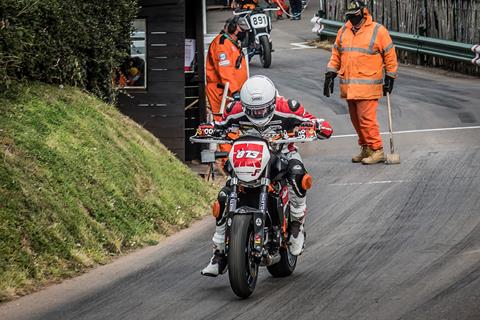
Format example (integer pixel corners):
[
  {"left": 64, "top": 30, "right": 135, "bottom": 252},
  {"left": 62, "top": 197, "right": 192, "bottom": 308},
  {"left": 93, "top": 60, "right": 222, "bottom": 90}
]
[
  {"left": 185, "top": 0, "right": 207, "bottom": 161},
  {"left": 324, "top": 0, "right": 480, "bottom": 75},
  {"left": 118, "top": 0, "right": 186, "bottom": 160}
]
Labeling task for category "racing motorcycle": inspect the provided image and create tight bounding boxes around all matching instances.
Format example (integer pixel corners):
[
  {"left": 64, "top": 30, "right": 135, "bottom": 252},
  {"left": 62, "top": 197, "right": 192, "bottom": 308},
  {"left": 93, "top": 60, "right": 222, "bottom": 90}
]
[
  {"left": 233, "top": 6, "right": 277, "bottom": 68},
  {"left": 191, "top": 122, "right": 319, "bottom": 298}
]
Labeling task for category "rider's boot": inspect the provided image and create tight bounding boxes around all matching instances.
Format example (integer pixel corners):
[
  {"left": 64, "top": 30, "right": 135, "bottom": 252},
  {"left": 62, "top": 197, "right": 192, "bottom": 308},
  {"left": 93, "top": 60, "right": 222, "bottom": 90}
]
[
  {"left": 202, "top": 186, "right": 229, "bottom": 277},
  {"left": 287, "top": 158, "right": 307, "bottom": 256},
  {"left": 201, "top": 244, "right": 227, "bottom": 277},
  {"left": 289, "top": 204, "right": 306, "bottom": 256},
  {"left": 289, "top": 219, "right": 305, "bottom": 256}
]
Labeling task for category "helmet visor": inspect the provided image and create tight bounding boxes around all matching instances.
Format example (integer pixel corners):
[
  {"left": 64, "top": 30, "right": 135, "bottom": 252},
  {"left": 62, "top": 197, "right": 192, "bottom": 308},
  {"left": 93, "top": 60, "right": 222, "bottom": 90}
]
[{"left": 243, "top": 100, "right": 275, "bottom": 120}]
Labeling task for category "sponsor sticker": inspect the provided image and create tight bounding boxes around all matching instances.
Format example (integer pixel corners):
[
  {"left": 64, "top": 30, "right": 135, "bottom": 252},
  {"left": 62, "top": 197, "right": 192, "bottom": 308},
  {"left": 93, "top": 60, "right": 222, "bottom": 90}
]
[
  {"left": 255, "top": 218, "right": 262, "bottom": 226},
  {"left": 219, "top": 60, "right": 231, "bottom": 66}
]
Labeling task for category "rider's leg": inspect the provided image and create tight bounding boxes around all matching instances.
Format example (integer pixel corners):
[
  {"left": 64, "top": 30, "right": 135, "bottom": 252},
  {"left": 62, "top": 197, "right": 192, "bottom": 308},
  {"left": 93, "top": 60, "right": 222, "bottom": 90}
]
[
  {"left": 201, "top": 185, "right": 230, "bottom": 276},
  {"left": 286, "top": 152, "right": 308, "bottom": 256}
]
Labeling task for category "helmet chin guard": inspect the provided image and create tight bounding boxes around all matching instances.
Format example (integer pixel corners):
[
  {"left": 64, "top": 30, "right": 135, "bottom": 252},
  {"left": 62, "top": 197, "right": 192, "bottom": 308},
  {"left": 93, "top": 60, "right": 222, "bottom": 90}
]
[{"left": 240, "top": 75, "right": 277, "bottom": 128}]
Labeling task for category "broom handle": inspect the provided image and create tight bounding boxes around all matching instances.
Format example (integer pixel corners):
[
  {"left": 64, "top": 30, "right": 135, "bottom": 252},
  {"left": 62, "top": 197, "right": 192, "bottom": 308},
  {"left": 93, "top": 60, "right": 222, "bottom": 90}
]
[
  {"left": 386, "top": 92, "right": 395, "bottom": 154},
  {"left": 219, "top": 81, "right": 230, "bottom": 115}
]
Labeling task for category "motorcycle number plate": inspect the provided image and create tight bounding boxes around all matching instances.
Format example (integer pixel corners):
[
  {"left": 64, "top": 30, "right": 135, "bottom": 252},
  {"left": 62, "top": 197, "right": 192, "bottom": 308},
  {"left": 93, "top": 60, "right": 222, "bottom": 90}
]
[
  {"left": 229, "top": 141, "right": 270, "bottom": 183},
  {"left": 232, "top": 143, "right": 263, "bottom": 168},
  {"left": 250, "top": 14, "right": 268, "bottom": 28}
]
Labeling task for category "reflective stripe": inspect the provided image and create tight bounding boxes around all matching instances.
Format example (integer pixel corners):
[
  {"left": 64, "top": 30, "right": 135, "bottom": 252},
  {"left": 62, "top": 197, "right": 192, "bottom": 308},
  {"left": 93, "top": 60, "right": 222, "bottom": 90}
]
[
  {"left": 383, "top": 42, "right": 395, "bottom": 54},
  {"left": 327, "top": 67, "right": 338, "bottom": 72},
  {"left": 386, "top": 71, "right": 397, "bottom": 78},
  {"left": 333, "top": 43, "right": 339, "bottom": 51},
  {"left": 369, "top": 23, "right": 382, "bottom": 53},
  {"left": 340, "top": 78, "right": 383, "bottom": 85},
  {"left": 338, "top": 47, "right": 379, "bottom": 55},
  {"left": 339, "top": 26, "right": 347, "bottom": 48}
]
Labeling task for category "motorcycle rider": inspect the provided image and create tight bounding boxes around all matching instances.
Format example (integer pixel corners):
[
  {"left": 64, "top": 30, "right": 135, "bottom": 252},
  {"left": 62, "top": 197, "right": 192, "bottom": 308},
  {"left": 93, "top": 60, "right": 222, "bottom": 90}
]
[
  {"left": 231, "top": 0, "right": 258, "bottom": 10},
  {"left": 201, "top": 75, "right": 333, "bottom": 276}
]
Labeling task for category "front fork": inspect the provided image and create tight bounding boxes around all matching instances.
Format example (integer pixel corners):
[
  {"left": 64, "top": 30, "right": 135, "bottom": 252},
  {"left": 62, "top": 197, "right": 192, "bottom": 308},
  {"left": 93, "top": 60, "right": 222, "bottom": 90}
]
[
  {"left": 224, "top": 176, "right": 270, "bottom": 260},
  {"left": 224, "top": 177, "right": 238, "bottom": 257}
]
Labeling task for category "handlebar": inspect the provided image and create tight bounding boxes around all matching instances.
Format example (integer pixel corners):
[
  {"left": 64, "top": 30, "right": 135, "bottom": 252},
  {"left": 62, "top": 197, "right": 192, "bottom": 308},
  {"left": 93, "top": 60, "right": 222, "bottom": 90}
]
[
  {"left": 233, "top": 10, "right": 252, "bottom": 15},
  {"left": 190, "top": 137, "right": 232, "bottom": 144},
  {"left": 189, "top": 135, "right": 317, "bottom": 145},
  {"left": 270, "top": 136, "right": 317, "bottom": 144},
  {"left": 233, "top": 7, "right": 278, "bottom": 15}
]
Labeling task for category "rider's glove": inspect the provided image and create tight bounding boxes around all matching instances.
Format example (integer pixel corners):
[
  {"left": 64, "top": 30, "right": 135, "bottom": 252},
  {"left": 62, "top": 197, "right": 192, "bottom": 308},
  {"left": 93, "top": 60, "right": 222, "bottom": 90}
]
[
  {"left": 315, "top": 119, "right": 333, "bottom": 139},
  {"left": 323, "top": 71, "right": 337, "bottom": 97},
  {"left": 232, "top": 91, "right": 241, "bottom": 101},
  {"left": 197, "top": 123, "right": 215, "bottom": 137}
]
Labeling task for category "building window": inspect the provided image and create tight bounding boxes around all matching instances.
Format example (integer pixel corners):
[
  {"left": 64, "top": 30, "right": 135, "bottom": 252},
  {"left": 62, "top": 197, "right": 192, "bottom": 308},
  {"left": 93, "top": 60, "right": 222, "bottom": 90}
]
[{"left": 114, "top": 19, "right": 147, "bottom": 89}]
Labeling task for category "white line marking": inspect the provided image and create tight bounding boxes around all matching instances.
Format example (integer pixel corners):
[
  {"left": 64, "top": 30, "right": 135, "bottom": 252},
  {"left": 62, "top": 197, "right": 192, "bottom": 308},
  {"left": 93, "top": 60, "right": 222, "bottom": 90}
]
[
  {"left": 290, "top": 42, "right": 315, "bottom": 50},
  {"left": 332, "top": 125, "right": 480, "bottom": 139},
  {"left": 329, "top": 180, "right": 407, "bottom": 186}
]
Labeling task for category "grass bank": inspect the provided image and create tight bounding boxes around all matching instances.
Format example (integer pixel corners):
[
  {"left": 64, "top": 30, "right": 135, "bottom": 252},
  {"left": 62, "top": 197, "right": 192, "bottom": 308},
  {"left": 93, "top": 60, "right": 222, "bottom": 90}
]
[{"left": 0, "top": 83, "right": 214, "bottom": 301}]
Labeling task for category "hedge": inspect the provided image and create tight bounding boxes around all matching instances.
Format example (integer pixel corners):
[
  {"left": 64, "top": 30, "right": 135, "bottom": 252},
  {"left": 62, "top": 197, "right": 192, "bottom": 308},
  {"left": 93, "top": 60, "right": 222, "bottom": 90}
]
[{"left": 0, "top": 0, "right": 138, "bottom": 100}]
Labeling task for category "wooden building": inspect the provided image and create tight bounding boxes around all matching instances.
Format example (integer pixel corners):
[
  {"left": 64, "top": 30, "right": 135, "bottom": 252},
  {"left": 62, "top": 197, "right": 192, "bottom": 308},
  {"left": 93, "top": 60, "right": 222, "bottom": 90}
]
[{"left": 116, "top": 0, "right": 207, "bottom": 161}]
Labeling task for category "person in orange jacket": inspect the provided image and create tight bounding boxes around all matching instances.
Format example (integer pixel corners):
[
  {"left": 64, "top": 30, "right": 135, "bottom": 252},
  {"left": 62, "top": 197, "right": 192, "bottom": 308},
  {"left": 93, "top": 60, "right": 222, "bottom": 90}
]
[
  {"left": 273, "top": 0, "right": 290, "bottom": 20},
  {"left": 206, "top": 16, "right": 249, "bottom": 154},
  {"left": 323, "top": 0, "right": 398, "bottom": 164},
  {"left": 206, "top": 16, "right": 249, "bottom": 122},
  {"left": 231, "top": 0, "right": 258, "bottom": 10}
]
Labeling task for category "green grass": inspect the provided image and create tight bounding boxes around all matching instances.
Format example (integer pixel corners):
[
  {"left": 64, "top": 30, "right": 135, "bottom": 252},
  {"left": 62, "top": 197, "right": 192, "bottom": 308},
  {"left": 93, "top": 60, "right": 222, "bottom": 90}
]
[{"left": 0, "top": 83, "right": 215, "bottom": 301}]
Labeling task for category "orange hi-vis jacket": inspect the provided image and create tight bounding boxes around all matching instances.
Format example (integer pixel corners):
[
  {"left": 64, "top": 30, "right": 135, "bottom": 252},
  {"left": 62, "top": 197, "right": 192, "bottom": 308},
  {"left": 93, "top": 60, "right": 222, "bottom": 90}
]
[
  {"left": 206, "top": 32, "right": 248, "bottom": 118},
  {"left": 327, "top": 11, "right": 398, "bottom": 100}
]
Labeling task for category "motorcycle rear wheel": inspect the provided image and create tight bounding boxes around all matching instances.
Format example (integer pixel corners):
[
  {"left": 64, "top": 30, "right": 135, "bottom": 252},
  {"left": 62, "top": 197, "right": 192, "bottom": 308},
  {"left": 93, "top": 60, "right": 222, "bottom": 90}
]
[
  {"left": 266, "top": 246, "right": 297, "bottom": 277},
  {"left": 228, "top": 214, "right": 258, "bottom": 298}
]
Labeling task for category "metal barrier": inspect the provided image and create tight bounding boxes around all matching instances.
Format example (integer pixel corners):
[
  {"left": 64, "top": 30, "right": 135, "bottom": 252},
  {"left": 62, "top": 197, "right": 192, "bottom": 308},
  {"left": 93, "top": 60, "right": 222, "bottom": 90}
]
[{"left": 311, "top": 17, "right": 480, "bottom": 66}]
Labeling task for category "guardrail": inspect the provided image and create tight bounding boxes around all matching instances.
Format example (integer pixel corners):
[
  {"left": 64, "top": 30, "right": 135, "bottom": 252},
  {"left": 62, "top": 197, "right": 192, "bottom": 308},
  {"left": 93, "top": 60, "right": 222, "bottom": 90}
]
[{"left": 311, "top": 16, "right": 480, "bottom": 66}]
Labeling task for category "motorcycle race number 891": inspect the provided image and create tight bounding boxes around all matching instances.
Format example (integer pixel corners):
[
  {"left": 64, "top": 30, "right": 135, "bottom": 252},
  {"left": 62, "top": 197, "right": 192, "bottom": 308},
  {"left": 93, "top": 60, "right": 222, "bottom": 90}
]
[
  {"left": 250, "top": 13, "right": 268, "bottom": 28},
  {"left": 229, "top": 141, "right": 270, "bottom": 182}
]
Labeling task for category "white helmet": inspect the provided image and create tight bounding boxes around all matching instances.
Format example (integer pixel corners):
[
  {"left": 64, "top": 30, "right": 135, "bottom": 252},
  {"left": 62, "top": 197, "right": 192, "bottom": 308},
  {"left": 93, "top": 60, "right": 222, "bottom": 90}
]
[{"left": 240, "top": 75, "right": 277, "bottom": 127}]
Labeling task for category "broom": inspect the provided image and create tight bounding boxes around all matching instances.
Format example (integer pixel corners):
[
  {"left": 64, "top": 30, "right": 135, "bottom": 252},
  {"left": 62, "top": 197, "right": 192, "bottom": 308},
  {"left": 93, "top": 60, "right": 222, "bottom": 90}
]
[{"left": 385, "top": 92, "right": 400, "bottom": 164}]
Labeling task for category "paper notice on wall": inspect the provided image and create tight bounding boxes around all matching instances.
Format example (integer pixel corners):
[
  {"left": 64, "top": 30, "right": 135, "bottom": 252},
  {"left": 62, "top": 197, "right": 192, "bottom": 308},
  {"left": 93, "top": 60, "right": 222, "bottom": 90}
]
[{"left": 185, "top": 39, "right": 196, "bottom": 71}]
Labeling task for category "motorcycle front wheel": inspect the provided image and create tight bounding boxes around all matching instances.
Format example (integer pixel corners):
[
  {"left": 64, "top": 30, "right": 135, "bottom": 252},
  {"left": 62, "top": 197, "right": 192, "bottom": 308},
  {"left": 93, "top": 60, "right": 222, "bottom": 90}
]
[
  {"left": 228, "top": 214, "right": 258, "bottom": 298},
  {"left": 259, "top": 35, "right": 272, "bottom": 68}
]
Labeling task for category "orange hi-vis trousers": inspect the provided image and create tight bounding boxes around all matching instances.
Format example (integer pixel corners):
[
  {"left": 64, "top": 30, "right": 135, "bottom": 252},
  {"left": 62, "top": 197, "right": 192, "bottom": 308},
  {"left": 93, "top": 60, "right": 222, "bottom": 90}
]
[
  {"left": 347, "top": 99, "right": 383, "bottom": 151},
  {"left": 274, "top": 0, "right": 289, "bottom": 17}
]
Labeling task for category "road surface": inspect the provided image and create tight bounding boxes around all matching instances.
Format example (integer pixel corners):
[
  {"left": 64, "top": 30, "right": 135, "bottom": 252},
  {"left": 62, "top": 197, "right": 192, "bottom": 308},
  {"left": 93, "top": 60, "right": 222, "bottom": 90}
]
[{"left": 1, "top": 3, "right": 480, "bottom": 320}]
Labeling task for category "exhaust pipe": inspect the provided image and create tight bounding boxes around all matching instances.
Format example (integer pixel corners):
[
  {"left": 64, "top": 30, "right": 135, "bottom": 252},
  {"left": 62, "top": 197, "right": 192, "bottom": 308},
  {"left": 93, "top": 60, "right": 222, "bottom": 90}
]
[{"left": 263, "top": 252, "right": 281, "bottom": 266}]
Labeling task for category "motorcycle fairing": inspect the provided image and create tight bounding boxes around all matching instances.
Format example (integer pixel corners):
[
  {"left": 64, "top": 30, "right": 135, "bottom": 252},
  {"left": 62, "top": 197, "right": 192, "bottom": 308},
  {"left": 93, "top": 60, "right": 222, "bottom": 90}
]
[{"left": 229, "top": 140, "right": 270, "bottom": 182}]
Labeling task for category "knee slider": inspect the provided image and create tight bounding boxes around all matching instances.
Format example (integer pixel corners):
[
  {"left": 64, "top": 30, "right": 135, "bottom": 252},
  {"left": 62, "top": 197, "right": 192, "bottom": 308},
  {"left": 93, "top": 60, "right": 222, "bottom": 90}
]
[{"left": 287, "top": 159, "right": 307, "bottom": 197}]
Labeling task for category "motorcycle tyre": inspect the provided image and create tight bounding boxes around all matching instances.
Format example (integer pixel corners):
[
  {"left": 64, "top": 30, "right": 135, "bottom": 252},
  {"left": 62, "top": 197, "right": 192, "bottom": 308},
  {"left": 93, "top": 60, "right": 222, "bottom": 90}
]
[
  {"left": 228, "top": 214, "right": 258, "bottom": 299},
  {"left": 266, "top": 246, "right": 297, "bottom": 277},
  {"left": 259, "top": 35, "right": 272, "bottom": 68}
]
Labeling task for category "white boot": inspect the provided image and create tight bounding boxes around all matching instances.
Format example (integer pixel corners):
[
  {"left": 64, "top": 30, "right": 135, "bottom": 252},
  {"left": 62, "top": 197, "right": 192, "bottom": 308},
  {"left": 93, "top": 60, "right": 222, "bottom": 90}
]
[
  {"left": 201, "top": 248, "right": 227, "bottom": 277},
  {"left": 289, "top": 221, "right": 305, "bottom": 256}
]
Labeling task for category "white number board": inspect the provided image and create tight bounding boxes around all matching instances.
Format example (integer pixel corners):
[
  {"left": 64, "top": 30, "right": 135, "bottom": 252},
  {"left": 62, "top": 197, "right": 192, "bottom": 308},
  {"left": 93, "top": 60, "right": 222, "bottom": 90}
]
[{"left": 250, "top": 14, "right": 268, "bottom": 28}]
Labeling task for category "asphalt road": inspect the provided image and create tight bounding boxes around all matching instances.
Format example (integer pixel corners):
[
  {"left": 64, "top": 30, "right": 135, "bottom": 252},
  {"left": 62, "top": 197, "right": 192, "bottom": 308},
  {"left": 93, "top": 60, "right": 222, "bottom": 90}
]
[{"left": 2, "top": 4, "right": 480, "bottom": 320}]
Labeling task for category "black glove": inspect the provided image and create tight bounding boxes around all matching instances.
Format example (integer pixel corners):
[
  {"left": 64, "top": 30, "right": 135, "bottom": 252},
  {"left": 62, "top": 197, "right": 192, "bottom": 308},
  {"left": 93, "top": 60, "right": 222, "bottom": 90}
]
[
  {"left": 323, "top": 71, "right": 337, "bottom": 97},
  {"left": 232, "top": 91, "right": 241, "bottom": 101},
  {"left": 383, "top": 75, "right": 395, "bottom": 95}
]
